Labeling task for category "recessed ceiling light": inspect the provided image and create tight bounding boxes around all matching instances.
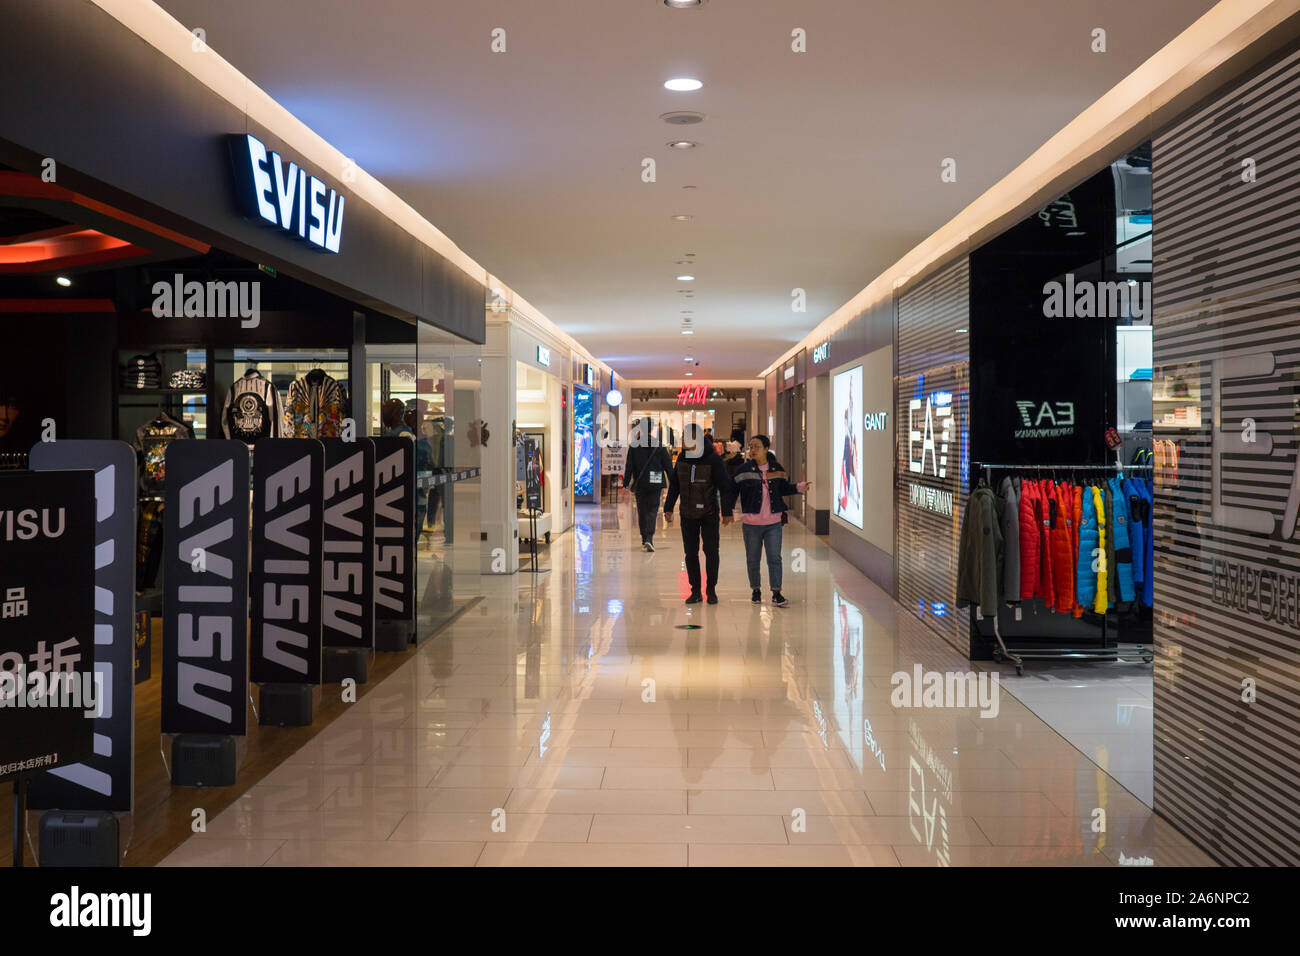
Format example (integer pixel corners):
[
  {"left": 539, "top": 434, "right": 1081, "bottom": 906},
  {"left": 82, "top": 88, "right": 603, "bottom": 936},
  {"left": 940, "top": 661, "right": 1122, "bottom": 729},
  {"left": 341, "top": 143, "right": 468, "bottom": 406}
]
[
  {"left": 55, "top": 275, "right": 72, "bottom": 287},
  {"left": 667, "top": 140, "right": 697, "bottom": 150},
  {"left": 664, "top": 78, "right": 703, "bottom": 92},
  {"left": 684, "top": 356, "right": 693, "bottom": 361},
  {"left": 664, "top": 0, "right": 707, "bottom": 8},
  {"left": 671, "top": 214, "right": 693, "bottom": 222},
  {"left": 682, "top": 185, "right": 697, "bottom": 190},
  {"left": 685, "top": 371, "right": 694, "bottom": 376},
  {"left": 660, "top": 111, "right": 706, "bottom": 125},
  {"left": 676, "top": 274, "right": 695, "bottom": 281},
  {"left": 955, "top": 328, "right": 967, "bottom": 333},
  {"left": 681, "top": 329, "right": 694, "bottom": 335}
]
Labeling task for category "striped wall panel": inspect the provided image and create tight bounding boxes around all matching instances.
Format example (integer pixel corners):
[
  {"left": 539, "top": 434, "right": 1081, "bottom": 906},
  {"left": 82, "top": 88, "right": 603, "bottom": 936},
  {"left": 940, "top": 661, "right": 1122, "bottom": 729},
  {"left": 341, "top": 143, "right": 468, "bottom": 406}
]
[
  {"left": 1152, "top": 40, "right": 1300, "bottom": 866},
  {"left": 895, "top": 258, "right": 971, "bottom": 653}
]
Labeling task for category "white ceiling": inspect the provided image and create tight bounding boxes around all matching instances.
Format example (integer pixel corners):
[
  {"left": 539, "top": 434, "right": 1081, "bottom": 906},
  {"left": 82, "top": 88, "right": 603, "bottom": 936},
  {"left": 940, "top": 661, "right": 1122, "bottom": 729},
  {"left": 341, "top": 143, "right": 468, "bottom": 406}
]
[{"left": 154, "top": 0, "right": 1216, "bottom": 378}]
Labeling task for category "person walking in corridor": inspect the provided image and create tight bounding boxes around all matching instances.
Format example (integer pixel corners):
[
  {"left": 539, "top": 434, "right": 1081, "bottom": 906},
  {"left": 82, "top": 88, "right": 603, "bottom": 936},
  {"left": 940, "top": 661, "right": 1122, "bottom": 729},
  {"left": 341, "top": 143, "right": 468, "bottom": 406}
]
[
  {"left": 623, "top": 416, "right": 673, "bottom": 551},
  {"left": 728, "top": 435, "right": 809, "bottom": 607},
  {"left": 664, "top": 423, "right": 737, "bottom": 604}
]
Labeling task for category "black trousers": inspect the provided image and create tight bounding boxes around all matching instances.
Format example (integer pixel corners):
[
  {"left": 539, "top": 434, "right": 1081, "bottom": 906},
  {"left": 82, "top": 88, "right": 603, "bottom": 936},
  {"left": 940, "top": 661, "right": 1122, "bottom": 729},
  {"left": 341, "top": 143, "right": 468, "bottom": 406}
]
[
  {"left": 635, "top": 489, "right": 662, "bottom": 542},
  {"left": 680, "top": 513, "right": 720, "bottom": 595}
]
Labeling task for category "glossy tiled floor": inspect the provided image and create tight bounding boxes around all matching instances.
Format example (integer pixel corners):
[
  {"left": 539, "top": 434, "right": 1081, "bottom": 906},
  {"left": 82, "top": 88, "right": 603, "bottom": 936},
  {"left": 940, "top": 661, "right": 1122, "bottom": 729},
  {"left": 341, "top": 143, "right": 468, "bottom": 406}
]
[{"left": 161, "top": 502, "right": 1212, "bottom": 867}]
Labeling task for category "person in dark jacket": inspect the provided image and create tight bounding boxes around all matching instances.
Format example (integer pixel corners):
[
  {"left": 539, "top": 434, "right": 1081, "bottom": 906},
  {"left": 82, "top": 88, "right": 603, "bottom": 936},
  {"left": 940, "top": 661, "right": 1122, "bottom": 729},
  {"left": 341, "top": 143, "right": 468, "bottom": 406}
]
[
  {"left": 664, "top": 423, "right": 737, "bottom": 604},
  {"left": 622, "top": 417, "right": 674, "bottom": 551},
  {"left": 726, "top": 435, "right": 809, "bottom": 607}
]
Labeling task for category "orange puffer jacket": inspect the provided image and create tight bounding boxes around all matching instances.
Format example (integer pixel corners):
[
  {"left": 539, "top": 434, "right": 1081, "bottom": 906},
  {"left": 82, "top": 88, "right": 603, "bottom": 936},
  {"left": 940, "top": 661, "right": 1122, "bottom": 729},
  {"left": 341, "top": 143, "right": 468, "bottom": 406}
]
[
  {"left": 1018, "top": 479, "right": 1040, "bottom": 600},
  {"left": 1051, "top": 482, "right": 1076, "bottom": 614},
  {"left": 1036, "top": 480, "right": 1055, "bottom": 608}
]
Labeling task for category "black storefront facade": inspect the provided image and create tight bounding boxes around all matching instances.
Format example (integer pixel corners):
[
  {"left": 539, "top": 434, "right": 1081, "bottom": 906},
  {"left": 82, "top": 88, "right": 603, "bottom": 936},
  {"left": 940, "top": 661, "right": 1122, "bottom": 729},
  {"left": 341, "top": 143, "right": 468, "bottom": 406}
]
[{"left": 0, "top": 2, "right": 488, "bottom": 865}]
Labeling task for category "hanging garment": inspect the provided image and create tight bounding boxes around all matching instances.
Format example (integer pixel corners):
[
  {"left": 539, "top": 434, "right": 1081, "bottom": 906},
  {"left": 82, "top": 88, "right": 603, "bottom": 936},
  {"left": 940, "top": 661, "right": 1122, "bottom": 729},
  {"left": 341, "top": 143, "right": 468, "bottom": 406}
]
[
  {"left": 134, "top": 413, "right": 193, "bottom": 493},
  {"left": 956, "top": 485, "right": 1004, "bottom": 619},
  {"left": 998, "top": 476, "right": 1020, "bottom": 605},
  {"left": 1077, "top": 488, "right": 1100, "bottom": 609},
  {"left": 285, "top": 369, "right": 347, "bottom": 438},
  {"left": 1107, "top": 475, "right": 1136, "bottom": 603},
  {"left": 222, "top": 369, "right": 284, "bottom": 443},
  {"left": 1018, "top": 478, "right": 1040, "bottom": 600},
  {"left": 1050, "top": 481, "right": 1075, "bottom": 614},
  {"left": 136, "top": 499, "right": 165, "bottom": 590},
  {"left": 1091, "top": 485, "right": 1109, "bottom": 613},
  {"left": 1103, "top": 483, "right": 1117, "bottom": 608},
  {"left": 1123, "top": 476, "right": 1147, "bottom": 600},
  {"left": 1070, "top": 483, "right": 1084, "bottom": 618},
  {"left": 1035, "top": 480, "right": 1055, "bottom": 608},
  {"left": 1136, "top": 478, "right": 1155, "bottom": 607}
]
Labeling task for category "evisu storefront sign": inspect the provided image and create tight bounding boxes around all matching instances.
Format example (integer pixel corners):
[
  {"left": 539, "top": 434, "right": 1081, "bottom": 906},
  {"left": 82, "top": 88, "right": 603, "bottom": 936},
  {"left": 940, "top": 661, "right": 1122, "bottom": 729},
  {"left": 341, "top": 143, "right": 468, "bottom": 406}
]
[{"left": 229, "top": 134, "right": 346, "bottom": 253}]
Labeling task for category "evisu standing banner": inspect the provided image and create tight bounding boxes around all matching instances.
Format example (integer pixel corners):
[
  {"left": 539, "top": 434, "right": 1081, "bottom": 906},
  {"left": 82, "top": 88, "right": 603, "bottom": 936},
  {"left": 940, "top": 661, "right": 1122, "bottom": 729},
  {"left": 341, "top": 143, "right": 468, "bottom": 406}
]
[
  {"left": 250, "top": 439, "right": 324, "bottom": 684},
  {"left": 371, "top": 437, "right": 414, "bottom": 641},
  {"left": 161, "top": 441, "right": 250, "bottom": 736},
  {"left": 321, "top": 438, "right": 375, "bottom": 653},
  {"left": 27, "top": 441, "right": 137, "bottom": 812},
  {"left": 0, "top": 470, "right": 95, "bottom": 781}
]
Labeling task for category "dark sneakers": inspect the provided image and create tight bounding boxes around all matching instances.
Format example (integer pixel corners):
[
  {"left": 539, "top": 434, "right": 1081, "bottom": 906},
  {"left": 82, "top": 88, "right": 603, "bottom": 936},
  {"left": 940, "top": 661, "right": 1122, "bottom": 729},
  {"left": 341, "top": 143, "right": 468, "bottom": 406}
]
[
  {"left": 751, "top": 589, "right": 762, "bottom": 604},
  {"left": 685, "top": 592, "right": 703, "bottom": 604},
  {"left": 706, "top": 590, "right": 718, "bottom": 605},
  {"left": 772, "top": 591, "right": 789, "bottom": 607}
]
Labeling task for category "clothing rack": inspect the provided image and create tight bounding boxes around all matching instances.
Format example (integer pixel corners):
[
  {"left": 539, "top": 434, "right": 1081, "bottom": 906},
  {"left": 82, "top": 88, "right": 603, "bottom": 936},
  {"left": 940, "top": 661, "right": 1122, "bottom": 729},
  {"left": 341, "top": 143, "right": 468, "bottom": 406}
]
[{"left": 972, "top": 460, "right": 1154, "bottom": 674}]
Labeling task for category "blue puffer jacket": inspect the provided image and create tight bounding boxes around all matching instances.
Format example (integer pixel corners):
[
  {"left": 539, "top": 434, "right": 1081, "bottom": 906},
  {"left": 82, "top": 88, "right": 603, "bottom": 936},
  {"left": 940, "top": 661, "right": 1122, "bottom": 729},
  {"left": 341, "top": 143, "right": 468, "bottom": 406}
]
[
  {"left": 1076, "top": 489, "right": 1099, "bottom": 608},
  {"left": 1108, "top": 476, "right": 1136, "bottom": 603},
  {"left": 1126, "top": 477, "right": 1155, "bottom": 608}
]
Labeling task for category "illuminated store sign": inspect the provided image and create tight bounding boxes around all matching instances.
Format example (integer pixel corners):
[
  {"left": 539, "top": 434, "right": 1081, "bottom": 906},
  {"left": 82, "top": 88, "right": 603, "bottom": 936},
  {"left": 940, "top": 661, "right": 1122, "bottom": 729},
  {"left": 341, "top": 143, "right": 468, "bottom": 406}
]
[
  {"left": 677, "top": 384, "right": 708, "bottom": 406},
  {"left": 908, "top": 391, "right": 952, "bottom": 478},
  {"left": 813, "top": 342, "right": 830, "bottom": 364},
  {"left": 229, "top": 134, "right": 345, "bottom": 253},
  {"left": 537, "top": 346, "right": 551, "bottom": 367},
  {"left": 783, "top": 366, "right": 795, "bottom": 380},
  {"left": 864, "top": 411, "right": 888, "bottom": 431},
  {"left": 908, "top": 482, "right": 954, "bottom": 517}
]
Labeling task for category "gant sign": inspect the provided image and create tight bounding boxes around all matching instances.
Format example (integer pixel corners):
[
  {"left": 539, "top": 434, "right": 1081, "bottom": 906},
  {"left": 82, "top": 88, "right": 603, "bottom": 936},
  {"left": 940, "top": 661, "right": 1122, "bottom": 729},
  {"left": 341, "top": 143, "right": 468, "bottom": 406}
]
[{"left": 229, "top": 134, "right": 345, "bottom": 253}]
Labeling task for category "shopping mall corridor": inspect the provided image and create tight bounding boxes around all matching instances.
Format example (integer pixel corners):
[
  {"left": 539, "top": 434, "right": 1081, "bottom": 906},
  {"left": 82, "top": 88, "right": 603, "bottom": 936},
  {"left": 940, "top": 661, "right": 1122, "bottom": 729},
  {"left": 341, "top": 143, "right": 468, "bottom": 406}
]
[{"left": 161, "top": 503, "right": 1211, "bottom": 867}]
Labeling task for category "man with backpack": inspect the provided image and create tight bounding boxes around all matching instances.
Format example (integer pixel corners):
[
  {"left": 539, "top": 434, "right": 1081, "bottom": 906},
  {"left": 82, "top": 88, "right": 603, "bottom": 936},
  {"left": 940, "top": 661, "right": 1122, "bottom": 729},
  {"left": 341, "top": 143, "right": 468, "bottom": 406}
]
[
  {"left": 664, "top": 423, "right": 737, "bottom": 604},
  {"left": 622, "top": 416, "right": 674, "bottom": 551}
]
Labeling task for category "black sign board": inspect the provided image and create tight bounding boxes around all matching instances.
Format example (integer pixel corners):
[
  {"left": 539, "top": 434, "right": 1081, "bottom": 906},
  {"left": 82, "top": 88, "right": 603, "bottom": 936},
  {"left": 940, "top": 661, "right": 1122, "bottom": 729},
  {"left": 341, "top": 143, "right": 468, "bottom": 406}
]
[
  {"left": 161, "top": 441, "right": 250, "bottom": 736},
  {"left": 371, "top": 437, "right": 414, "bottom": 635},
  {"left": 26, "top": 441, "right": 137, "bottom": 812},
  {"left": 250, "top": 439, "right": 324, "bottom": 684},
  {"left": 0, "top": 470, "right": 95, "bottom": 782},
  {"left": 321, "top": 438, "right": 375, "bottom": 652}
]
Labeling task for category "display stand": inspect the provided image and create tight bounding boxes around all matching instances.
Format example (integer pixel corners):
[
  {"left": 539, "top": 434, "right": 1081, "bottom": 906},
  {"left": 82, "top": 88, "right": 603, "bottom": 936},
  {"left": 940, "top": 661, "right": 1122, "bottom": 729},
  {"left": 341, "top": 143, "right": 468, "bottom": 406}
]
[
  {"left": 524, "top": 506, "right": 549, "bottom": 575},
  {"left": 972, "top": 461, "right": 1155, "bottom": 673}
]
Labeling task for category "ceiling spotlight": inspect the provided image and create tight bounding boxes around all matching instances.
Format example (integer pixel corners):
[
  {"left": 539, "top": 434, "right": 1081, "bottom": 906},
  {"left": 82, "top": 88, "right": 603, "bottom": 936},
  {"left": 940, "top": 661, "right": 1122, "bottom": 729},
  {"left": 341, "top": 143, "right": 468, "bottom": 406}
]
[
  {"left": 664, "top": 78, "right": 703, "bottom": 92},
  {"left": 685, "top": 371, "right": 694, "bottom": 376},
  {"left": 681, "top": 329, "right": 694, "bottom": 335},
  {"left": 676, "top": 274, "right": 695, "bottom": 281},
  {"left": 55, "top": 275, "right": 72, "bottom": 287},
  {"left": 684, "top": 253, "right": 695, "bottom": 257},
  {"left": 660, "top": 111, "right": 706, "bottom": 125},
  {"left": 671, "top": 214, "right": 693, "bottom": 222},
  {"left": 667, "top": 140, "right": 697, "bottom": 150},
  {"left": 664, "top": 0, "right": 707, "bottom": 8}
]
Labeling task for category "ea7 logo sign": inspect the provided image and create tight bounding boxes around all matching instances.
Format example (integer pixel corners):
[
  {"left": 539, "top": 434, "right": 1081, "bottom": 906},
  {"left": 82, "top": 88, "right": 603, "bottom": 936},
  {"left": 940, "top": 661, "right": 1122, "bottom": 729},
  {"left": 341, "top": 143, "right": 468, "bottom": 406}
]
[
  {"left": 908, "top": 392, "right": 952, "bottom": 478},
  {"left": 1014, "top": 400, "right": 1075, "bottom": 439}
]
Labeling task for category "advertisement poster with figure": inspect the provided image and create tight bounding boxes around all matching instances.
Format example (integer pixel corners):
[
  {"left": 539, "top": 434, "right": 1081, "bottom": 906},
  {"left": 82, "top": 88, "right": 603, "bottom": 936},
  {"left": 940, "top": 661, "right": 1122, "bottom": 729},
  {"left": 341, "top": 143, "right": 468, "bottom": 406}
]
[
  {"left": 833, "top": 365, "right": 864, "bottom": 528},
  {"left": 574, "top": 388, "right": 594, "bottom": 498}
]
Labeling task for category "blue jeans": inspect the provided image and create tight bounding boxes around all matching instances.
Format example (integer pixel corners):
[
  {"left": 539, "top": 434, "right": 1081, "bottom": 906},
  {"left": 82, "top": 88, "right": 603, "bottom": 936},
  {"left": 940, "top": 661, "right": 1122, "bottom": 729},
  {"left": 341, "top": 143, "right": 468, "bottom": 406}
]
[{"left": 742, "top": 522, "right": 783, "bottom": 590}]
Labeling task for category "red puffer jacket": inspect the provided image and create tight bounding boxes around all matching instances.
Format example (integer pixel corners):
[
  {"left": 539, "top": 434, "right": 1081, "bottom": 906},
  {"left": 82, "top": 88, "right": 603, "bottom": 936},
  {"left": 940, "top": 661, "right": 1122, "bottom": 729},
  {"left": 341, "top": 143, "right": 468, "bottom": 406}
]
[
  {"left": 1018, "top": 479, "right": 1040, "bottom": 600},
  {"left": 1051, "top": 482, "right": 1076, "bottom": 614},
  {"left": 1036, "top": 480, "right": 1055, "bottom": 608}
]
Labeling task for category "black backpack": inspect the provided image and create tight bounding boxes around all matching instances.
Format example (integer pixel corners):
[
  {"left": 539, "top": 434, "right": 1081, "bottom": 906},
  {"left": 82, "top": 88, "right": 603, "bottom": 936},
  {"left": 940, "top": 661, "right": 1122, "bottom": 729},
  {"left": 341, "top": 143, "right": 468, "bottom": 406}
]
[{"left": 677, "top": 455, "right": 718, "bottom": 516}]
